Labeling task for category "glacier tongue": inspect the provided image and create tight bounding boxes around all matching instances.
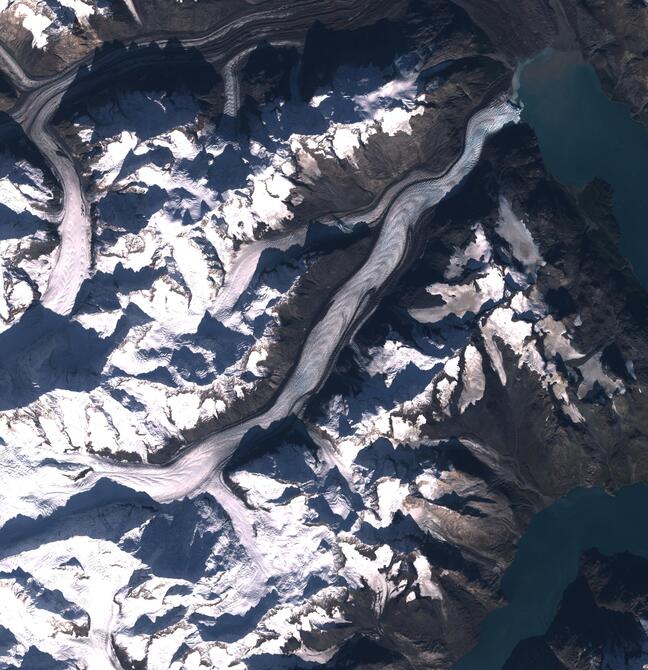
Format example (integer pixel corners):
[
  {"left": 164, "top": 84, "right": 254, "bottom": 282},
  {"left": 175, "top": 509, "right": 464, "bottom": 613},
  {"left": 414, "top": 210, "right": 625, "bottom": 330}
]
[{"left": 0, "top": 94, "right": 523, "bottom": 668}]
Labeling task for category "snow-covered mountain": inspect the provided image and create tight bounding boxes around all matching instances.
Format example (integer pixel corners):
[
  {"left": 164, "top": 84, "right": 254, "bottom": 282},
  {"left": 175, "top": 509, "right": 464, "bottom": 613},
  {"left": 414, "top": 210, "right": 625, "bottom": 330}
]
[{"left": 0, "top": 0, "right": 646, "bottom": 668}]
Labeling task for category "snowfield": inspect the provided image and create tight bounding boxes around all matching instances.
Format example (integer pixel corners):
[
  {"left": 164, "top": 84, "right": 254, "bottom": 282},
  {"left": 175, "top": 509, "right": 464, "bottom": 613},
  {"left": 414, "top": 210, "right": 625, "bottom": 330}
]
[
  {"left": 0, "top": 26, "right": 630, "bottom": 667},
  {"left": 0, "top": 90, "right": 526, "bottom": 668}
]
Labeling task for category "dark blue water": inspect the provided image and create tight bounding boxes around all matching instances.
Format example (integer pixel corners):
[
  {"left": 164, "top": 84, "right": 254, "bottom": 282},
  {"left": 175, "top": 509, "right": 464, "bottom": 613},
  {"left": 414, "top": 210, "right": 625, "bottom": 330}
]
[
  {"left": 452, "top": 51, "right": 648, "bottom": 669},
  {"left": 453, "top": 484, "right": 648, "bottom": 670},
  {"left": 516, "top": 49, "right": 648, "bottom": 287}
]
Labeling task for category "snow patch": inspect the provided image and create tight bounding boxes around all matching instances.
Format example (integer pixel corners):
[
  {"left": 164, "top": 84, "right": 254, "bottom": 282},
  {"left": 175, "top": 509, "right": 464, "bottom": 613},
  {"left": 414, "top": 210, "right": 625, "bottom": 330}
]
[
  {"left": 497, "top": 197, "right": 544, "bottom": 276},
  {"left": 459, "top": 345, "right": 485, "bottom": 413}
]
